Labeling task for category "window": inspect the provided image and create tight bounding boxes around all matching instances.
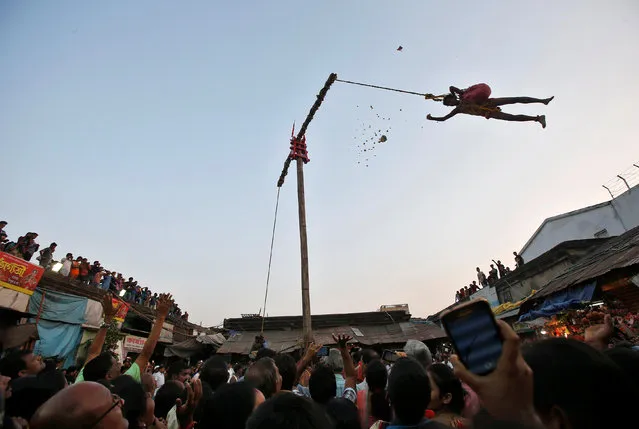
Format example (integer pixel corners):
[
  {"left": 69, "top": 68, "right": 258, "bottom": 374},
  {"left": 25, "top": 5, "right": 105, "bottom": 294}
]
[
  {"left": 502, "top": 290, "right": 513, "bottom": 303},
  {"left": 594, "top": 228, "right": 609, "bottom": 238}
]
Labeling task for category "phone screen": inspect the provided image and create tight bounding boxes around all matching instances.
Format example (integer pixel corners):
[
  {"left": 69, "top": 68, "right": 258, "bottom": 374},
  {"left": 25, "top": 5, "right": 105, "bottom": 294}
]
[
  {"left": 382, "top": 350, "right": 398, "bottom": 363},
  {"left": 442, "top": 301, "right": 503, "bottom": 375},
  {"left": 316, "top": 346, "right": 329, "bottom": 357}
]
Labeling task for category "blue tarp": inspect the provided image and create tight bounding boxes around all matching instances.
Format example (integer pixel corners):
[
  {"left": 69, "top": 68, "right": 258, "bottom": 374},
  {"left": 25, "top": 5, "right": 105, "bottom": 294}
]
[
  {"left": 518, "top": 281, "right": 596, "bottom": 322},
  {"left": 28, "top": 289, "right": 87, "bottom": 324},
  {"left": 28, "top": 289, "right": 88, "bottom": 368},
  {"left": 32, "top": 320, "right": 83, "bottom": 368}
]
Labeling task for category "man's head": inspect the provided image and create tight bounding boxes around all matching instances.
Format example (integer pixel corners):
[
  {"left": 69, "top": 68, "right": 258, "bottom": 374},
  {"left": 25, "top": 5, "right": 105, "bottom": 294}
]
[
  {"left": 308, "top": 364, "right": 336, "bottom": 405},
  {"left": 199, "top": 355, "right": 229, "bottom": 390},
  {"left": 513, "top": 251, "right": 518, "bottom": 256},
  {"left": 246, "top": 392, "right": 331, "bottom": 429},
  {"left": 0, "top": 350, "right": 45, "bottom": 379},
  {"left": 154, "top": 380, "right": 187, "bottom": 419},
  {"left": 476, "top": 267, "right": 480, "bottom": 272},
  {"left": 326, "top": 349, "right": 343, "bottom": 374},
  {"left": 167, "top": 360, "right": 192, "bottom": 383},
  {"left": 245, "top": 357, "right": 281, "bottom": 399},
  {"left": 403, "top": 340, "right": 432, "bottom": 369},
  {"left": 66, "top": 253, "right": 73, "bottom": 259},
  {"left": 50, "top": 243, "right": 57, "bottom": 249},
  {"left": 523, "top": 338, "right": 639, "bottom": 429},
  {"left": 30, "top": 382, "right": 127, "bottom": 429},
  {"left": 388, "top": 357, "right": 431, "bottom": 425},
  {"left": 84, "top": 352, "right": 121, "bottom": 382},
  {"left": 0, "top": 221, "right": 7, "bottom": 228},
  {"left": 443, "top": 94, "right": 459, "bottom": 106},
  {"left": 198, "top": 382, "right": 264, "bottom": 429},
  {"left": 274, "top": 354, "right": 297, "bottom": 391}
]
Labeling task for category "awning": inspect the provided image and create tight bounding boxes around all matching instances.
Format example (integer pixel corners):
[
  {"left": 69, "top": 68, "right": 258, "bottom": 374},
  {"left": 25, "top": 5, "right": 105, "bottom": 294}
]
[
  {"left": 0, "top": 323, "right": 39, "bottom": 349},
  {"left": 164, "top": 334, "right": 226, "bottom": 358},
  {"left": 519, "top": 281, "right": 596, "bottom": 321}
]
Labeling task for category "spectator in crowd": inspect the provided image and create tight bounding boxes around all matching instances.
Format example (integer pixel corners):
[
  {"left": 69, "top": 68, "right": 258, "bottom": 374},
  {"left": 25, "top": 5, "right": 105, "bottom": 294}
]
[
  {"left": 488, "top": 264, "right": 498, "bottom": 285},
  {"left": 357, "top": 359, "right": 391, "bottom": 427},
  {"left": 70, "top": 256, "right": 81, "bottom": 279},
  {"left": 59, "top": 253, "right": 73, "bottom": 276},
  {"left": 427, "top": 363, "right": 469, "bottom": 427},
  {"left": 78, "top": 258, "right": 90, "bottom": 284},
  {"left": 89, "top": 261, "right": 103, "bottom": 287},
  {"left": 326, "top": 348, "right": 346, "bottom": 398},
  {"left": 167, "top": 361, "right": 192, "bottom": 384},
  {"left": 494, "top": 260, "right": 507, "bottom": 278},
  {"left": 356, "top": 348, "right": 379, "bottom": 392},
  {"left": 101, "top": 271, "right": 113, "bottom": 291},
  {"left": 0, "top": 220, "right": 7, "bottom": 237},
  {"left": 245, "top": 357, "right": 282, "bottom": 400},
  {"left": 15, "top": 232, "right": 39, "bottom": 261},
  {"left": 455, "top": 290, "right": 461, "bottom": 302},
  {"left": 476, "top": 267, "right": 488, "bottom": 287},
  {"left": 152, "top": 365, "right": 165, "bottom": 390},
  {"left": 273, "top": 354, "right": 297, "bottom": 393},
  {"left": 29, "top": 382, "right": 129, "bottom": 429},
  {"left": 38, "top": 242, "right": 57, "bottom": 268},
  {"left": 403, "top": 340, "right": 432, "bottom": 369},
  {"left": 514, "top": 251, "right": 524, "bottom": 268}
]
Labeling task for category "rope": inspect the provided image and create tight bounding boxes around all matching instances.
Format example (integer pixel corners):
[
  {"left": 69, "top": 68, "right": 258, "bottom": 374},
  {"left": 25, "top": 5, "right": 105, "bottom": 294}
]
[
  {"left": 335, "top": 78, "right": 447, "bottom": 101},
  {"left": 261, "top": 187, "right": 281, "bottom": 334}
]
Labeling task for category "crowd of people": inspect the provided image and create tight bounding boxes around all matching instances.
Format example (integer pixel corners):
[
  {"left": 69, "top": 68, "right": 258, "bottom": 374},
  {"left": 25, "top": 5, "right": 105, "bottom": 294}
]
[
  {"left": 0, "top": 290, "right": 637, "bottom": 429},
  {"left": 0, "top": 221, "right": 187, "bottom": 320},
  {"left": 455, "top": 252, "right": 525, "bottom": 302}
]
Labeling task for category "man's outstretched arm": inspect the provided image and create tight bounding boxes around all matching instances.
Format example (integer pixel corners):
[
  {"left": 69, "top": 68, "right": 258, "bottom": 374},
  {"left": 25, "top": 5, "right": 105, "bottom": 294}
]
[
  {"left": 449, "top": 86, "right": 464, "bottom": 95},
  {"left": 134, "top": 293, "right": 173, "bottom": 372},
  {"left": 427, "top": 109, "right": 459, "bottom": 122},
  {"left": 85, "top": 293, "right": 117, "bottom": 364}
]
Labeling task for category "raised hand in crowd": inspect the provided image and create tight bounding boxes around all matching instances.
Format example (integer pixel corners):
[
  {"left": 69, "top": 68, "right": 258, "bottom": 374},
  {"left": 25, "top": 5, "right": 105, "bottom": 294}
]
[
  {"left": 156, "top": 293, "right": 174, "bottom": 317},
  {"left": 451, "top": 320, "right": 544, "bottom": 427},
  {"left": 332, "top": 334, "right": 357, "bottom": 390},
  {"left": 296, "top": 342, "right": 322, "bottom": 383},
  {"left": 584, "top": 313, "right": 614, "bottom": 351},
  {"left": 176, "top": 378, "right": 203, "bottom": 429},
  {"left": 101, "top": 292, "right": 116, "bottom": 322}
]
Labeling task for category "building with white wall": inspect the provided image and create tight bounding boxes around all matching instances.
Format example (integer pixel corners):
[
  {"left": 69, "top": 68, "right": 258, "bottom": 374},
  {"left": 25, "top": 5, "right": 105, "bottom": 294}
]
[{"left": 520, "top": 184, "right": 639, "bottom": 263}]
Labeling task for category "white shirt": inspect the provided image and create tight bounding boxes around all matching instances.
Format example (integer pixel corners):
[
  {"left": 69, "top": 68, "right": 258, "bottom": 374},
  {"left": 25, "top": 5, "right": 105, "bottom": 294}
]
[{"left": 152, "top": 371, "right": 165, "bottom": 389}]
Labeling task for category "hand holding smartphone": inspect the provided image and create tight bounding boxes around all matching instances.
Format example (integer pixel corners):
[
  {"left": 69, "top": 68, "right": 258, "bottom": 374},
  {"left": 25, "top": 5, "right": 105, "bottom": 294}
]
[{"left": 441, "top": 299, "right": 503, "bottom": 375}]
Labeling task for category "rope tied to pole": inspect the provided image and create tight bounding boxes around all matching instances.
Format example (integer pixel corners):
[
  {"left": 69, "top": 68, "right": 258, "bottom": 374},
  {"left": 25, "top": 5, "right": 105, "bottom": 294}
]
[
  {"left": 335, "top": 78, "right": 447, "bottom": 101},
  {"left": 260, "top": 187, "right": 281, "bottom": 334}
]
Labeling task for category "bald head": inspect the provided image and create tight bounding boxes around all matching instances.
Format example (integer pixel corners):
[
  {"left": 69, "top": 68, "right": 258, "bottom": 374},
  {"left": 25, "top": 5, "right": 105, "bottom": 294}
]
[{"left": 30, "top": 382, "right": 127, "bottom": 429}]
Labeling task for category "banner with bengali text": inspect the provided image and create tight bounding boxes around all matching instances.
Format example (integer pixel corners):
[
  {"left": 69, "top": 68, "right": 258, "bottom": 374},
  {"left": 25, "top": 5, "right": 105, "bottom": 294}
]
[
  {"left": 0, "top": 251, "right": 44, "bottom": 295},
  {"left": 112, "top": 298, "right": 131, "bottom": 322}
]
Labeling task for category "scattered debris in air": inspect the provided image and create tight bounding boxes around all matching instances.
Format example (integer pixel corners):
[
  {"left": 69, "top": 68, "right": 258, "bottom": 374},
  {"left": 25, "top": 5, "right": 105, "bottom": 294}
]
[
  {"left": 378, "top": 135, "right": 387, "bottom": 143},
  {"left": 397, "top": 46, "right": 403, "bottom": 52}
]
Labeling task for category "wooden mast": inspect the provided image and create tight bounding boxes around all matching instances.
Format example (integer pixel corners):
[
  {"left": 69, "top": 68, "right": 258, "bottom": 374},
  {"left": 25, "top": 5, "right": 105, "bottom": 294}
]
[{"left": 277, "top": 73, "right": 337, "bottom": 345}]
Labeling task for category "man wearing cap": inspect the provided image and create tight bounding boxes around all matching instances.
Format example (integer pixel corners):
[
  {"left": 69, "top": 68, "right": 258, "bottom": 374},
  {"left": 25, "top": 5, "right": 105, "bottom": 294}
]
[{"left": 152, "top": 364, "right": 166, "bottom": 390}]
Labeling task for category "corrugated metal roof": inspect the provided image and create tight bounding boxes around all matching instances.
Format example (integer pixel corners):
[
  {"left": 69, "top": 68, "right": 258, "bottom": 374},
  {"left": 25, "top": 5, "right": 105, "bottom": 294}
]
[
  {"left": 218, "top": 322, "right": 446, "bottom": 355},
  {"left": 530, "top": 225, "right": 639, "bottom": 300}
]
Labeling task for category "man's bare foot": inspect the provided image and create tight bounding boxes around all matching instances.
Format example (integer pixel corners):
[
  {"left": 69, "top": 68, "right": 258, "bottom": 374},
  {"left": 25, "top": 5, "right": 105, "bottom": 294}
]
[
  {"left": 544, "top": 96, "right": 554, "bottom": 105},
  {"left": 538, "top": 115, "right": 546, "bottom": 129}
]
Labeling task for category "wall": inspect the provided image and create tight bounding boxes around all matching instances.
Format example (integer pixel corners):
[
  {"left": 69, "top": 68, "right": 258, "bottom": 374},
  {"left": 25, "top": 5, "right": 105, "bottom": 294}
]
[
  {"left": 522, "top": 186, "right": 639, "bottom": 263},
  {"left": 497, "top": 259, "right": 574, "bottom": 303}
]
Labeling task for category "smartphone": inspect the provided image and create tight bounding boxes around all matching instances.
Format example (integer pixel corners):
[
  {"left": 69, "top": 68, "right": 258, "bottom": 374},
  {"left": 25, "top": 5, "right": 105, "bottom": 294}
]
[
  {"left": 441, "top": 299, "right": 503, "bottom": 375},
  {"left": 316, "top": 346, "right": 329, "bottom": 357},
  {"left": 382, "top": 349, "right": 399, "bottom": 363}
]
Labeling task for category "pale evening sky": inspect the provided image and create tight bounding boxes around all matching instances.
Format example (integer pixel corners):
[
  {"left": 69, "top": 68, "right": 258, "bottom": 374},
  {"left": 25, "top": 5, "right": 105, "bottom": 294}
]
[{"left": 2, "top": 1, "right": 638, "bottom": 327}]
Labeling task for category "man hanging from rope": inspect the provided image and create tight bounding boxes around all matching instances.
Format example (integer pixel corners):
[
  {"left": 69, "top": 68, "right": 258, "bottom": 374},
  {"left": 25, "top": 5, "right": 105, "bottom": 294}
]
[{"left": 426, "top": 83, "right": 554, "bottom": 128}]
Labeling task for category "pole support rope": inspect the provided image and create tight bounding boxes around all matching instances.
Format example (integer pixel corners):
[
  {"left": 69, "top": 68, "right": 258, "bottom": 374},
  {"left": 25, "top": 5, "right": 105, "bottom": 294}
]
[{"left": 260, "top": 186, "right": 281, "bottom": 334}]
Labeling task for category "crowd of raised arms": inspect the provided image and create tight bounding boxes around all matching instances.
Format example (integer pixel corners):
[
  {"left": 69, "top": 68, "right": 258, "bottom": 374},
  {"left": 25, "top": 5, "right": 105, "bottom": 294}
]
[
  {"left": 455, "top": 252, "right": 525, "bottom": 302},
  {"left": 0, "top": 221, "right": 187, "bottom": 319},
  {"left": 0, "top": 290, "right": 637, "bottom": 429}
]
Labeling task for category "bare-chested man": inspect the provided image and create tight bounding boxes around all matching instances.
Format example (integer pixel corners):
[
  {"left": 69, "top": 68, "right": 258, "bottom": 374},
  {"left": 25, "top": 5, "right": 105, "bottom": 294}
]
[{"left": 427, "top": 83, "right": 554, "bottom": 128}]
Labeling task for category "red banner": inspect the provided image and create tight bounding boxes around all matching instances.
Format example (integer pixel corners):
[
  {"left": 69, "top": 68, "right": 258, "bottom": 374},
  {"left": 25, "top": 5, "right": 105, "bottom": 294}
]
[
  {"left": 0, "top": 251, "right": 44, "bottom": 295},
  {"left": 113, "top": 298, "right": 130, "bottom": 322}
]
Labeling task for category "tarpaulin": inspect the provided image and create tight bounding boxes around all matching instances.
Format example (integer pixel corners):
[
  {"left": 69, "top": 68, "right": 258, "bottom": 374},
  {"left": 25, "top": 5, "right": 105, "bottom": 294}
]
[
  {"left": 32, "top": 320, "right": 82, "bottom": 368},
  {"left": 28, "top": 289, "right": 87, "bottom": 325},
  {"left": 28, "top": 289, "right": 88, "bottom": 368},
  {"left": 519, "top": 281, "right": 596, "bottom": 322}
]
